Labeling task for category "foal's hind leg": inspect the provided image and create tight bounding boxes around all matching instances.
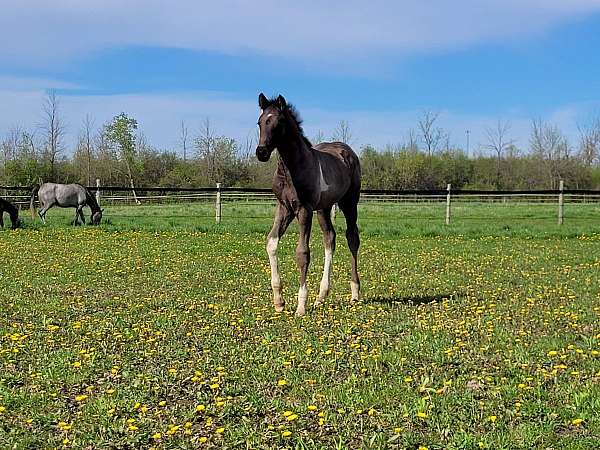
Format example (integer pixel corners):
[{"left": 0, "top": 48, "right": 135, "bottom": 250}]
[
  {"left": 266, "top": 203, "right": 294, "bottom": 312},
  {"left": 314, "top": 207, "right": 336, "bottom": 308},
  {"left": 339, "top": 201, "right": 360, "bottom": 300}
]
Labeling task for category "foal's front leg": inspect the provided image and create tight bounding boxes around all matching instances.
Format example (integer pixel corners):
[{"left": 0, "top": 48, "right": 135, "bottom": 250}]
[
  {"left": 267, "top": 204, "right": 293, "bottom": 312},
  {"left": 295, "top": 207, "right": 313, "bottom": 317}
]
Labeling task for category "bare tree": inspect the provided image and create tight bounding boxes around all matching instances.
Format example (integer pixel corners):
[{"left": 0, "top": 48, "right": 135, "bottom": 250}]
[
  {"left": 484, "top": 120, "right": 515, "bottom": 188},
  {"left": 332, "top": 120, "right": 353, "bottom": 144},
  {"left": 1, "top": 126, "right": 22, "bottom": 165},
  {"left": 406, "top": 128, "right": 419, "bottom": 152},
  {"left": 195, "top": 118, "right": 218, "bottom": 181},
  {"left": 312, "top": 129, "right": 326, "bottom": 144},
  {"left": 530, "top": 118, "right": 570, "bottom": 188},
  {"left": 179, "top": 120, "right": 189, "bottom": 161},
  {"left": 40, "top": 90, "right": 66, "bottom": 180},
  {"left": 418, "top": 110, "right": 447, "bottom": 158},
  {"left": 577, "top": 117, "right": 600, "bottom": 166},
  {"left": 80, "top": 114, "right": 95, "bottom": 186}
]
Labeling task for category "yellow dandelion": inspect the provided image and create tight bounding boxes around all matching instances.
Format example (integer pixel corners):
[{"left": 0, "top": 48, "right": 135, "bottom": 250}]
[
  {"left": 216, "top": 427, "right": 225, "bottom": 434},
  {"left": 196, "top": 404, "right": 206, "bottom": 412},
  {"left": 277, "top": 379, "right": 287, "bottom": 386},
  {"left": 152, "top": 432, "right": 161, "bottom": 439},
  {"left": 282, "top": 430, "right": 292, "bottom": 437},
  {"left": 571, "top": 418, "right": 584, "bottom": 426},
  {"left": 75, "top": 395, "right": 88, "bottom": 402},
  {"left": 307, "top": 405, "right": 317, "bottom": 411}
]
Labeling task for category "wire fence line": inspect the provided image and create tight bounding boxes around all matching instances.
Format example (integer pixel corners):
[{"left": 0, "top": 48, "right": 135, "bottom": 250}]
[{"left": 3, "top": 182, "right": 600, "bottom": 225}]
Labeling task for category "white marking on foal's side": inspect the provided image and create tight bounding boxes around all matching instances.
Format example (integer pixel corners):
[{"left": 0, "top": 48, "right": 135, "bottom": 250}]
[{"left": 318, "top": 161, "right": 329, "bottom": 193}]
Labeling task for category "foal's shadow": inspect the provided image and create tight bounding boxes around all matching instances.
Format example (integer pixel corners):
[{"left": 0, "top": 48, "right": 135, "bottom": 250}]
[{"left": 365, "top": 293, "right": 462, "bottom": 306}]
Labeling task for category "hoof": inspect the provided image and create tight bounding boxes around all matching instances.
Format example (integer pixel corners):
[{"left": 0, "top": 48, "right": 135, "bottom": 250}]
[
  {"left": 274, "top": 303, "right": 285, "bottom": 313},
  {"left": 294, "top": 308, "right": 305, "bottom": 317},
  {"left": 313, "top": 299, "right": 323, "bottom": 308}
]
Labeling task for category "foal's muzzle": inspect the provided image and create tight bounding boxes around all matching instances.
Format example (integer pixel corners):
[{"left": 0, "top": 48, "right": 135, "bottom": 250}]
[{"left": 256, "top": 145, "right": 272, "bottom": 162}]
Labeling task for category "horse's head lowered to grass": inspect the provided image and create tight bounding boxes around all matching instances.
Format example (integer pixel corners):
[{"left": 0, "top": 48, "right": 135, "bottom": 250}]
[{"left": 91, "top": 209, "right": 103, "bottom": 225}]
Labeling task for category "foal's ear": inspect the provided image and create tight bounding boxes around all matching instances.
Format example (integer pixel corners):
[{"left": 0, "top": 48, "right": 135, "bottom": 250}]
[
  {"left": 276, "top": 95, "right": 287, "bottom": 109},
  {"left": 258, "top": 93, "right": 269, "bottom": 110}
]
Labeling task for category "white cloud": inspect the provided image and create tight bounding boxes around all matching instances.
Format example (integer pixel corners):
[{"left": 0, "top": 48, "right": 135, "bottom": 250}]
[
  {"left": 0, "top": 81, "right": 592, "bottom": 155},
  {"left": 1, "top": 1, "right": 600, "bottom": 68}
]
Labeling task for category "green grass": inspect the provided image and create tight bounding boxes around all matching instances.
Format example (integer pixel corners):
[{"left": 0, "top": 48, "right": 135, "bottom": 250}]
[{"left": 0, "top": 201, "right": 599, "bottom": 449}]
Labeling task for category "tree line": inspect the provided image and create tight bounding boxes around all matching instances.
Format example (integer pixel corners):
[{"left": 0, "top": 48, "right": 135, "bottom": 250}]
[{"left": 2, "top": 92, "right": 600, "bottom": 190}]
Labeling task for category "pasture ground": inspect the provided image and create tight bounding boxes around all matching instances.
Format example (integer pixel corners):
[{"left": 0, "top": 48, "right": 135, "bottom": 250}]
[{"left": 1, "top": 201, "right": 599, "bottom": 449}]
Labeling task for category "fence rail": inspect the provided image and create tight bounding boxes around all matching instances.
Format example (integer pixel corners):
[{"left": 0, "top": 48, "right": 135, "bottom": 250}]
[{"left": 3, "top": 181, "right": 600, "bottom": 225}]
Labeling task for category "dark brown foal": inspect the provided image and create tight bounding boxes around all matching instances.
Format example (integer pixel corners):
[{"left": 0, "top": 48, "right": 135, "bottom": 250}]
[{"left": 256, "top": 94, "right": 361, "bottom": 316}]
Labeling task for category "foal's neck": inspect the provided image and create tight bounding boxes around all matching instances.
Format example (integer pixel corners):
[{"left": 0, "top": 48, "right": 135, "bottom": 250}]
[{"left": 277, "top": 115, "right": 314, "bottom": 174}]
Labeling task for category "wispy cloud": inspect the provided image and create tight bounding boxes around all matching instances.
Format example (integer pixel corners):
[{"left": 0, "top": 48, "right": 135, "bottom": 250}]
[
  {"left": 1, "top": 79, "right": 594, "bottom": 154},
  {"left": 2, "top": 1, "right": 600, "bottom": 69}
]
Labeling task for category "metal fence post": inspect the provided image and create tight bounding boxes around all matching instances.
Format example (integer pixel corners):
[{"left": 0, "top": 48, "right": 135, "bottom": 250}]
[
  {"left": 445, "top": 183, "right": 451, "bottom": 225},
  {"left": 96, "top": 179, "right": 101, "bottom": 206},
  {"left": 558, "top": 180, "right": 564, "bottom": 225},
  {"left": 215, "top": 183, "right": 222, "bottom": 224}
]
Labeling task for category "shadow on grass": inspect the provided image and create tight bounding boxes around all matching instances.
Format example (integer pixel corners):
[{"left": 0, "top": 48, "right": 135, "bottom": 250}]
[{"left": 365, "top": 293, "right": 462, "bottom": 306}]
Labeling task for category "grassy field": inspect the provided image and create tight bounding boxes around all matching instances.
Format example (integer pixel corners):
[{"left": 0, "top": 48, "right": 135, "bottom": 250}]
[{"left": 1, "top": 201, "right": 599, "bottom": 449}]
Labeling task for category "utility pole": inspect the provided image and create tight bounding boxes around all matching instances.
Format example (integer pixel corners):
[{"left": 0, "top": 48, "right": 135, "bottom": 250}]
[{"left": 466, "top": 129, "right": 470, "bottom": 157}]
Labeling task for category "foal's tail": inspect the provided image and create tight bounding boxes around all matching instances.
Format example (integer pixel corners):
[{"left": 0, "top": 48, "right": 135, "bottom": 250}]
[{"left": 30, "top": 184, "right": 39, "bottom": 219}]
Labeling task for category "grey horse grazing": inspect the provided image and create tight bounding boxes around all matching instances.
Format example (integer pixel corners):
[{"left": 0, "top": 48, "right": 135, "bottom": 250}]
[
  {"left": 256, "top": 94, "right": 361, "bottom": 316},
  {"left": 30, "top": 183, "right": 103, "bottom": 225}
]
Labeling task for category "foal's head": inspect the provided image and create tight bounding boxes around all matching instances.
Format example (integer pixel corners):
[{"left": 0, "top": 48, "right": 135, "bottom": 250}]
[{"left": 256, "top": 93, "right": 288, "bottom": 162}]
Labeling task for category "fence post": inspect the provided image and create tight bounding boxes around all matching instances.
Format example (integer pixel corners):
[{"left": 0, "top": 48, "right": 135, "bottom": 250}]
[
  {"left": 215, "top": 183, "right": 222, "bottom": 224},
  {"left": 445, "top": 183, "right": 451, "bottom": 225},
  {"left": 95, "top": 179, "right": 101, "bottom": 206},
  {"left": 558, "top": 179, "right": 564, "bottom": 225}
]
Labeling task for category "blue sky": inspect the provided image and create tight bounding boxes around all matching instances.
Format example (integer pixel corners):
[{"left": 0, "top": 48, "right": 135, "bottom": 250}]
[{"left": 1, "top": 1, "right": 600, "bottom": 154}]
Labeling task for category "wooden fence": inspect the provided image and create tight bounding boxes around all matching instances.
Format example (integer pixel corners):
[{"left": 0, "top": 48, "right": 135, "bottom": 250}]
[{"left": 3, "top": 180, "right": 600, "bottom": 225}]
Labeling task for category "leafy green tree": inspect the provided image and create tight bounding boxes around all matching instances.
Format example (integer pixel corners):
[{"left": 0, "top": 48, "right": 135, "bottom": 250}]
[{"left": 105, "top": 113, "right": 140, "bottom": 202}]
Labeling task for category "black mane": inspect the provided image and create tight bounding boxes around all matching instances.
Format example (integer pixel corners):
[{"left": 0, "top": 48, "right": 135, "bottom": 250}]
[
  {"left": 77, "top": 183, "right": 100, "bottom": 211},
  {"left": 268, "top": 97, "right": 313, "bottom": 149}
]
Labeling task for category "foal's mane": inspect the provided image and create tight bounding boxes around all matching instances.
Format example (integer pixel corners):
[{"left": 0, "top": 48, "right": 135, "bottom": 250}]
[{"left": 268, "top": 97, "right": 313, "bottom": 149}]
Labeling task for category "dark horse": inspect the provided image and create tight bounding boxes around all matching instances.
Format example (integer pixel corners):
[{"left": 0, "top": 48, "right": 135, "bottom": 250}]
[
  {"left": 0, "top": 198, "right": 19, "bottom": 229},
  {"left": 256, "top": 94, "right": 361, "bottom": 316},
  {"left": 30, "top": 183, "right": 103, "bottom": 225}
]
